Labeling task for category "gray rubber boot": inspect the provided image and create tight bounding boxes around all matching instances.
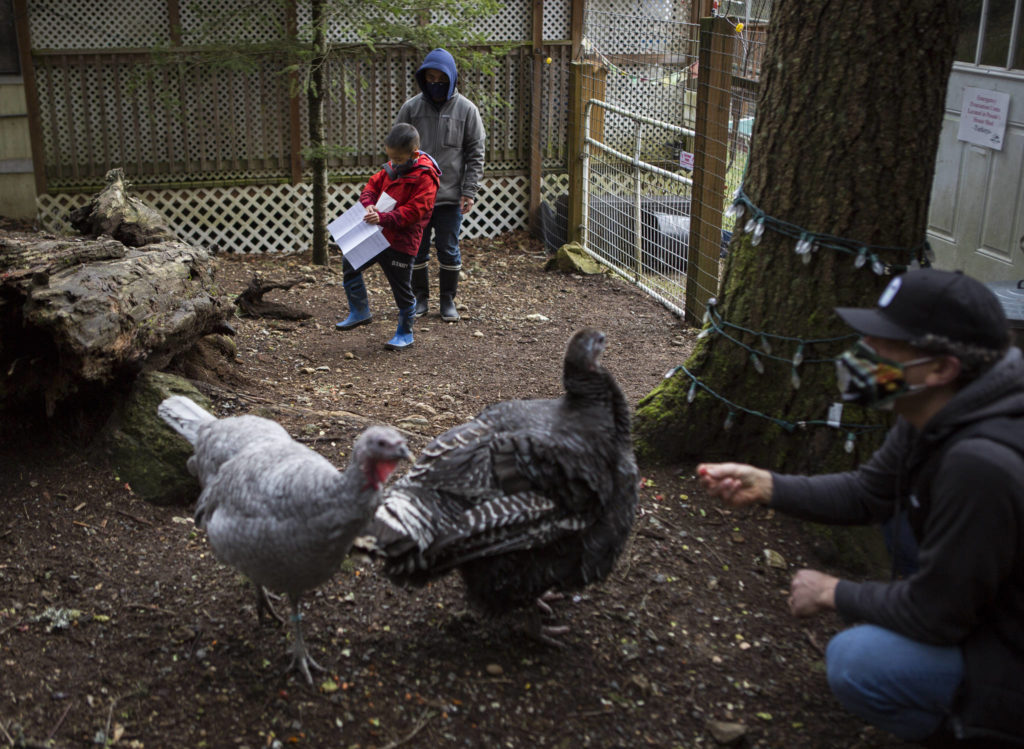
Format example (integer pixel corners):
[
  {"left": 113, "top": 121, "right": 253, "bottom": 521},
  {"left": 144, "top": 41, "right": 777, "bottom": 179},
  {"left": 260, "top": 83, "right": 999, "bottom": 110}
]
[
  {"left": 439, "top": 266, "right": 460, "bottom": 322},
  {"left": 412, "top": 264, "right": 429, "bottom": 318}
]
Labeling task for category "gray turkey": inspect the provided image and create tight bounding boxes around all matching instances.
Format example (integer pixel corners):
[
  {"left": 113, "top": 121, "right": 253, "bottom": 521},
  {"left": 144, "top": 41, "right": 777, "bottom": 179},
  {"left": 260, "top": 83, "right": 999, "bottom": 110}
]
[
  {"left": 365, "top": 328, "right": 638, "bottom": 643},
  {"left": 158, "top": 396, "right": 410, "bottom": 683}
]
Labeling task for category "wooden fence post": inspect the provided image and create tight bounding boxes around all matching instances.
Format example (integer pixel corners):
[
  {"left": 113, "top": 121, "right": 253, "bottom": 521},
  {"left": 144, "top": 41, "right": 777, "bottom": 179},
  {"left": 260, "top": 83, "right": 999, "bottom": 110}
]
[
  {"left": 286, "top": 0, "right": 303, "bottom": 185},
  {"left": 12, "top": 0, "right": 46, "bottom": 195},
  {"left": 528, "top": 0, "right": 544, "bottom": 236},
  {"left": 686, "top": 16, "right": 734, "bottom": 326},
  {"left": 567, "top": 60, "right": 606, "bottom": 245}
]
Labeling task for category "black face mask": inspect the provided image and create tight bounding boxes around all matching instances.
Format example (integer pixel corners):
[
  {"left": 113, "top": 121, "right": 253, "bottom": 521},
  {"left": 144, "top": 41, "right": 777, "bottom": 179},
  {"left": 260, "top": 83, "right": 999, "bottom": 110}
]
[
  {"left": 427, "top": 81, "right": 448, "bottom": 102},
  {"left": 383, "top": 158, "right": 417, "bottom": 180}
]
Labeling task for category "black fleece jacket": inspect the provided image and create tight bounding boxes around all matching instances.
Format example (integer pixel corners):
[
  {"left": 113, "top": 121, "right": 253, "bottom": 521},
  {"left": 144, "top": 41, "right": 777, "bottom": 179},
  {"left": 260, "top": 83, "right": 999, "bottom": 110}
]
[{"left": 770, "top": 347, "right": 1024, "bottom": 744}]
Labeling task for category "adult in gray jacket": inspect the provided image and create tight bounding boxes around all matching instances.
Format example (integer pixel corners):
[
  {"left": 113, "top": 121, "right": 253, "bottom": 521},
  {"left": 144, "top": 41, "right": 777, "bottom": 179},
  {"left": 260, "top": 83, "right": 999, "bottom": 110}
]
[
  {"left": 396, "top": 48, "right": 485, "bottom": 322},
  {"left": 699, "top": 269, "right": 1024, "bottom": 748}
]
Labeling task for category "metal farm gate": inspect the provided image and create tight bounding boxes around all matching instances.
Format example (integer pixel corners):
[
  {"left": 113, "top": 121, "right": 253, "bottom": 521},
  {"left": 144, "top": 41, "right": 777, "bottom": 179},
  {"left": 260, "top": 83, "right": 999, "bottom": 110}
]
[{"left": 571, "top": 0, "right": 767, "bottom": 323}]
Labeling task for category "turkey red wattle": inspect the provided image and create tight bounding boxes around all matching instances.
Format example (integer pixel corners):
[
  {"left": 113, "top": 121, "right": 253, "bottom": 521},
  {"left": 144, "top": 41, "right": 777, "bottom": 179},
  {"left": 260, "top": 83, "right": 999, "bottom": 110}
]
[{"left": 366, "top": 459, "right": 400, "bottom": 490}]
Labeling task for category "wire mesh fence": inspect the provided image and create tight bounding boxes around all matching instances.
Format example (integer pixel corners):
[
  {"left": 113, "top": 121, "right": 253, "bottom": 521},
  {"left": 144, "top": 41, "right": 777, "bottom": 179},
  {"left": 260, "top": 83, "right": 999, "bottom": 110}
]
[
  {"left": 22, "top": 0, "right": 770, "bottom": 277},
  {"left": 568, "top": 5, "right": 767, "bottom": 321}
]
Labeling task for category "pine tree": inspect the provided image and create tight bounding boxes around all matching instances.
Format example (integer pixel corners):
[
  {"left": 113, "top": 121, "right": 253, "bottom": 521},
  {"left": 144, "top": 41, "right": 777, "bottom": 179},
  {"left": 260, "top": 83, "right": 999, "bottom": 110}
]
[{"left": 633, "top": 0, "right": 962, "bottom": 472}]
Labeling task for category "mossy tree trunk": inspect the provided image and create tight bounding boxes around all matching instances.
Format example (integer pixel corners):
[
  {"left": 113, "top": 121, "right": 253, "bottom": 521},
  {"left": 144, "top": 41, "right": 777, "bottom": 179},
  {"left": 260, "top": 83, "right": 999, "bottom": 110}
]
[{"left": 634, "top": 0, "right": 961, "bottom": 473}]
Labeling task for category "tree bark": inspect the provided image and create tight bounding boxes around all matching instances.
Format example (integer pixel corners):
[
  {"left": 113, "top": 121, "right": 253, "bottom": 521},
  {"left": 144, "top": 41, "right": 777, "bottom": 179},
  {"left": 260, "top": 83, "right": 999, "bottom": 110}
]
[
  {"left": 1, "top": 238, "right": 230, "bottom": 416},
  {"left": 68, "top": 168, "right": 180, "bottom": 247},
  {"left": 633, "top": 0, "right": 961, "bottom": 473}
]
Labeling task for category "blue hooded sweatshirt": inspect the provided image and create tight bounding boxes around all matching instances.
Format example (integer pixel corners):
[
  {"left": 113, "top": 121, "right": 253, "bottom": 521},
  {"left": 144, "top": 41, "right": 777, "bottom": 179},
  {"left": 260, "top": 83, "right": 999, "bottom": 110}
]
[
  {"left": 396, "top": 49, "right": 486, "bottom": 205},
  {"left": 415, "top": 48, "right": 458, "bottom": 104}
]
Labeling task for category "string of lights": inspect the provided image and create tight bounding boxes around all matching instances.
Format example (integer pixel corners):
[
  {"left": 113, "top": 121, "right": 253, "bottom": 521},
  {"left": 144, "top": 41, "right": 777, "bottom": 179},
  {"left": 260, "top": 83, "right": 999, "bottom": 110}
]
[
  {"left": 664, "top": 361, "right": 884, "bottom": 453},
  {"left": 695, "top": 298, "right": 857, "bottom": 389},
  {"left": 726, "top": 185, "right": 934, "bottom": 274}
]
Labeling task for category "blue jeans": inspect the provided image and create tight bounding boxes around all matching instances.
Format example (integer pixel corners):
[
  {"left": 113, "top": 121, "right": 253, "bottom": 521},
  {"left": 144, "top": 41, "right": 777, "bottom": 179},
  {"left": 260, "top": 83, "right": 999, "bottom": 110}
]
[
  {"left": 826, "top": 624, "right": 964, "bottom": 741},
  {"left": 414, "top": 203, "right": 463, "bottom": 271}
]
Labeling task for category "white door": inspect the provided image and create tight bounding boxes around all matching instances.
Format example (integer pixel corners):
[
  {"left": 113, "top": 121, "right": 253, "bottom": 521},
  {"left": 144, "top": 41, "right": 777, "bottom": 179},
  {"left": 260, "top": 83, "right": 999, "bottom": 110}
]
[{"left": 927, "top": 1, "right": 1024, "bottom": 283}]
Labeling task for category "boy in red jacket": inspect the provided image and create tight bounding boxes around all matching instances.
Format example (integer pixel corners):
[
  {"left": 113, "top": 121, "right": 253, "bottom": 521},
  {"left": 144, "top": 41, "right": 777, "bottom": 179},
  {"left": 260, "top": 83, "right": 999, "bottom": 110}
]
[{"left": 335, "top": 123, "right": 441, "bottom": 349}]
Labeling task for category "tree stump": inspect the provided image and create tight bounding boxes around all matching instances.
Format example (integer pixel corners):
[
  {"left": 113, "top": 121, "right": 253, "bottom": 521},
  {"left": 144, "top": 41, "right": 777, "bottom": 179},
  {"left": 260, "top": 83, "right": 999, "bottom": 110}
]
[
  {"left": 68, "top": 167, "right": 179, "bottom": 247},
  {"left": 234, "top": 273, "right": 314, "bottom": 319}
]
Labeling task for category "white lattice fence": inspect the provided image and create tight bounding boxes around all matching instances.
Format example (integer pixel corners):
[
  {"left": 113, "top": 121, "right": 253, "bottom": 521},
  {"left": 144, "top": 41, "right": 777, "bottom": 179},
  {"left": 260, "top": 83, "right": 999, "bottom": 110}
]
[{"left": 37, "top": 177, "right": 529, "bottom": 254}]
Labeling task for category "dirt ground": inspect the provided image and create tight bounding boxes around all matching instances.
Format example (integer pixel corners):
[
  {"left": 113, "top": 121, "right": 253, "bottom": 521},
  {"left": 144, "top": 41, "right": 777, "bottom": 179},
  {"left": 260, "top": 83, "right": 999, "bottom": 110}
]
[{"left": 0, "top": 231, "right": 914, "bottom": 748}]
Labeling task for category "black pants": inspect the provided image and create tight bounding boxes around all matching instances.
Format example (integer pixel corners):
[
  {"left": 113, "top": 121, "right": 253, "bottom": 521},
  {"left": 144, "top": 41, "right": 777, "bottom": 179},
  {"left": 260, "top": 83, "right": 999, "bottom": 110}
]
[{"left": 343, "top": 247, "right": 415, "bottom": 312}]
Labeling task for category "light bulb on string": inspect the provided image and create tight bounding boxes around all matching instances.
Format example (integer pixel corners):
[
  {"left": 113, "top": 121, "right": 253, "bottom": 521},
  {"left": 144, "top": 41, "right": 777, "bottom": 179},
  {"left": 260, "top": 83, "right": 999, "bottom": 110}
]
[
  {"left": 791, "top": 367, "right": 801, "bottom": 389},
  {"left": 871, "top": 255, "right": 885, "bottom": 275},
  {"left": 794, "top": 233, "right": 813, "bottom": 256},
  {"left": 792, "top": 344, "right": 804, "bottom": 367},
  {"left": 687, "top": 381, "right": 698, "bottom": 403},
  {"left": 751, "top": 217, "right": 766, "bottom": 246},
  {"left": 697, "top": 326, "right": 712, "bottom": 340},
  {"left": 749, "top": 352, "right": 765, "bottom": 374},
  {"left": 663, "top": 366, "right": 680, "bottom": 379},
  {"left": 723, "top": 411, "right": 736, "bottom": 431},
  {"left": 702, "top": 297, "right": 717, "bottom": 325},
  {"left": 844, "top": 432, "right": 856, "bottom": 454},
  {"left": 854, "top": 246, "right": 869, "bottom": 269},
  {"left": 759, "top": 334, "right": 772, "bottom": 355},
  {"left": 725, "top": 201, "right": 745, "bottom": 221}
]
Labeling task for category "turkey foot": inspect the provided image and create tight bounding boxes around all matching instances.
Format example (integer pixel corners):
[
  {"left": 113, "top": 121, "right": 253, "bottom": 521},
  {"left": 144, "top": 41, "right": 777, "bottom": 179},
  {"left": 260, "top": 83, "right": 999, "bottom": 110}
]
[
  {"left": 535, "top": 590, "right": 565, "bottom": 617},
  {"left": 524, "top": 613, "right": 571, "bottom": 648},
  {"left": 287, "top": 642, "right": 326, "bottom": 686},
  {"left": 286, "top": 604, "right": 326, "bottom": 685},
  {"left": 524, "top": 591, "right": 571, "bottom": 646},
  {"left": 255, "top": 586, "right": 286, "bottom": 625}
]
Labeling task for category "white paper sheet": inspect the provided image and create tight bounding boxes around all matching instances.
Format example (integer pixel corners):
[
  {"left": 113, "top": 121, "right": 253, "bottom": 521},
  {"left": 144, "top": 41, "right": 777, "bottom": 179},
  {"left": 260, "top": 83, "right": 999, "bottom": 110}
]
[{"left": 327, "top": 191, "right": 396, "bottom": 269}]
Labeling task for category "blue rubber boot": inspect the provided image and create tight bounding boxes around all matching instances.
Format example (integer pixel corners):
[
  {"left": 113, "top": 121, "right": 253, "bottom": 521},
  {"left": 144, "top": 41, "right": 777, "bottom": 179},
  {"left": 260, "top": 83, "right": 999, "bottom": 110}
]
[
  {"left": 336, "top": 276, "right": 373, "bottom": 330},
  {"left": 384, "top": 306, "right": 415, "bottom": 350}
]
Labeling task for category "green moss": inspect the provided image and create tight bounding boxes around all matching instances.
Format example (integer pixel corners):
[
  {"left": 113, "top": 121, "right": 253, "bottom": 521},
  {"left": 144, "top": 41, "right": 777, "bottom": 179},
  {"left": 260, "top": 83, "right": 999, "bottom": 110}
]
[
  {"left": 805, "top": 523, "right": 891, "bottom": 578},
  {"left": 107, "top": 371, "right": 211, "bottom": 506}
]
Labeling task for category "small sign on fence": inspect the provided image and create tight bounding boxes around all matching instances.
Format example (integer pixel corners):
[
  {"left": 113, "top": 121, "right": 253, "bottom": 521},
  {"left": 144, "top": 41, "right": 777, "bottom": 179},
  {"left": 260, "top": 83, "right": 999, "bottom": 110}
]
[
  {"left": 679, "top": 150, "right": 695, "bottom": 171},
  {"left": 957, "top": 87, "right": 1010, "bottom": 151}
]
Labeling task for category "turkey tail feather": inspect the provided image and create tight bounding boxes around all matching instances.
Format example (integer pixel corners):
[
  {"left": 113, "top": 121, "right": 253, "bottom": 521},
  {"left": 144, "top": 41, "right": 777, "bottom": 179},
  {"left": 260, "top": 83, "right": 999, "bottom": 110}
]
[{"left": 158, "top": 395, "right": 215, "bottom": 445}]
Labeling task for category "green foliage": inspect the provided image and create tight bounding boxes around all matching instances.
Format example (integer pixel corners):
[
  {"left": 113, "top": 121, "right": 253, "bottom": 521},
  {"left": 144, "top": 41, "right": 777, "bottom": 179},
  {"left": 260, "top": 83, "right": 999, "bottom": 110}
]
[{"left": 138, "top": 0, "right": 512, "bottom": 121}]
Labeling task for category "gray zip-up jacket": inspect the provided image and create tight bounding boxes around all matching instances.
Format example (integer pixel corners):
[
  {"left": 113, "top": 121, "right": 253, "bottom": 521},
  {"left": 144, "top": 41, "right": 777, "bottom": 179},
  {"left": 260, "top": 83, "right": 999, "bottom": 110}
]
[
  {"left": 395, "top": 49, "right": 485, "bottom": 207},
  {"left": 771, "top": 347, "right": 1024, "bottom": 744}
]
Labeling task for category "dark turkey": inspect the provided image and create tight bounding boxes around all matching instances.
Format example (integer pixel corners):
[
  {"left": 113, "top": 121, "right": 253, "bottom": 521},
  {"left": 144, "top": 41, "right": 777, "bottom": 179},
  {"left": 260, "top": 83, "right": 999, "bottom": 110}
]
[
  {"left": 158, "top": 396, "right": 410, "bottom": 683},
  {"left": 366, "top": 328, "right": 638, "bottom": 641}
]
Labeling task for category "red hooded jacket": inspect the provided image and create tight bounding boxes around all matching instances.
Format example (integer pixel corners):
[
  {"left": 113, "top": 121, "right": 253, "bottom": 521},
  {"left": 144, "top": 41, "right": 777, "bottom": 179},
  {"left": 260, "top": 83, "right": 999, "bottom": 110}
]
[{"left": 359, "top": 152, "right": 441, "bottom": 256}]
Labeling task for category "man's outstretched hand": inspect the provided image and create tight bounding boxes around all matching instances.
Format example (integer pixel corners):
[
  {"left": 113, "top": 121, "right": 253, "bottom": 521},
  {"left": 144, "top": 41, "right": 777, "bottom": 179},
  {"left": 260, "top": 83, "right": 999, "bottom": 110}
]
[{"left": 697, "top": 462, "right": 773, "bottom": 508}]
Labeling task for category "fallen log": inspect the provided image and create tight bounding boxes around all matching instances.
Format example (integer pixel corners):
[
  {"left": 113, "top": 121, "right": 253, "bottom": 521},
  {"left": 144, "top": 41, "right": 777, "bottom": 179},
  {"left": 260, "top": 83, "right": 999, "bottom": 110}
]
[
  {"left": 1, "top": 235, "right": 230, "bottom": 417},
  {"left": 0, "top": 235, "right": 127, "bottom": 284}
]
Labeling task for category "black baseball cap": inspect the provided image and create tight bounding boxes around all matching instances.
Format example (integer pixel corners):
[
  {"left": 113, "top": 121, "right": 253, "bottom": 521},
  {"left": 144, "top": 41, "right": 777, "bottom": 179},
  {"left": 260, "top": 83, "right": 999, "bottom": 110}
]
[{"left": 835, "top": 268, "right": 1010, "bottom": 351}]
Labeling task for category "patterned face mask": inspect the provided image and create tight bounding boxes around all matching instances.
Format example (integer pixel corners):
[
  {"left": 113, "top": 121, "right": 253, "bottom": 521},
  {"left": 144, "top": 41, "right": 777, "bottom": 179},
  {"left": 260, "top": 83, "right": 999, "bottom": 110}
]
[
  {"left": 835, "top": 340, "right": 935, "bottom": 409},
  {"left": 383, "top": 157, "right": 417, "bottom": 180}
]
